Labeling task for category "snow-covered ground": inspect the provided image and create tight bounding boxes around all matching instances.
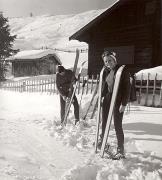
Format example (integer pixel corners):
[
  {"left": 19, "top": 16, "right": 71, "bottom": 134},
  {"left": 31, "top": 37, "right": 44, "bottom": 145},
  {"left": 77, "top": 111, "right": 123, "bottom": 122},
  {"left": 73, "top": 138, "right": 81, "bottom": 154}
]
[{"left": 0, "top": 90, "right": 162, "bottom": 180}]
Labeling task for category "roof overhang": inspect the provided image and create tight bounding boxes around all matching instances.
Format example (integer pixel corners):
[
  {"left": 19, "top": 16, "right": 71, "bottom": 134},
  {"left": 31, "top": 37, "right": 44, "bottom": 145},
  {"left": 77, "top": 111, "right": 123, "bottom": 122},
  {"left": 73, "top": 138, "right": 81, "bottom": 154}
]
[
  {"left": 69, "top": 0, "right": 131, "bottom": 42},
  {"left": 6, "top": 49, "right": 62, "bottom": 64}
]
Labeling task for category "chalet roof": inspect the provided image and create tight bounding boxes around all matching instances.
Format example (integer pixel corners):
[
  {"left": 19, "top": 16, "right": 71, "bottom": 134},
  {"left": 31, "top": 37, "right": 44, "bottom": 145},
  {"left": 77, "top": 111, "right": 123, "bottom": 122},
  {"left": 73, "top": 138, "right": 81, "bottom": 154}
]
[
  {"left": 69, "top": 0, "right": 130, "bottom": 41},
  {"left": 7, "top": 49, "right": 62, "bottom": 64}
]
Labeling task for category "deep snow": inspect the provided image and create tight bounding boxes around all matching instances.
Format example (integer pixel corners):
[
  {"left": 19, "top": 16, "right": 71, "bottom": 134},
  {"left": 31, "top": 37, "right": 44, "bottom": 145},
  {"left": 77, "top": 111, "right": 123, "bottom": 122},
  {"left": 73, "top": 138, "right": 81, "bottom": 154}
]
[{"left": 0, "top": 90, "right": 162, "bottom": 180}]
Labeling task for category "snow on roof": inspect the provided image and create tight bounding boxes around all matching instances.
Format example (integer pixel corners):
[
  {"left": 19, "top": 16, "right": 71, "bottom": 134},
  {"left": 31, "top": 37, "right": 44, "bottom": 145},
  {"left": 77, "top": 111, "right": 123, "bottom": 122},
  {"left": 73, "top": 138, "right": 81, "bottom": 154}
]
[
  {"left": 7, "top": 49, "right": 62, "bottom": 64},
  {"left": 7, "top": 49, "right": 88, "bottom": 69},
  {"left": 136, "top": 66, "right": 162, "bottom": 80}
]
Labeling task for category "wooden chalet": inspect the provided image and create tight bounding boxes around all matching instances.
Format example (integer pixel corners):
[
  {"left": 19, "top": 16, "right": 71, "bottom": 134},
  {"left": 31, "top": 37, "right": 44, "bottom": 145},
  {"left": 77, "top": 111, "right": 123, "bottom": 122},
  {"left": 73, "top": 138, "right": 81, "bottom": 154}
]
[
  {"left": 70, "top": 0, "right": 162, "bottom": 76},
  {"left": 8, "top": 50, "right": 61, "bottom": 77}
]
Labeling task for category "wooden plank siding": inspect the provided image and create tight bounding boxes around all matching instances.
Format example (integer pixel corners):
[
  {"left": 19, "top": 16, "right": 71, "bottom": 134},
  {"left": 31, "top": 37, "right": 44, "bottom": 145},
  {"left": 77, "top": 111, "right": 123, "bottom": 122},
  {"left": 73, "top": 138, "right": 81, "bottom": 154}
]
[
  {"left": 88, "top": 0, "right": 159, "bottom": 76},
  {"left": 12, "top": 57, "right": 60, "bottom": 77}
]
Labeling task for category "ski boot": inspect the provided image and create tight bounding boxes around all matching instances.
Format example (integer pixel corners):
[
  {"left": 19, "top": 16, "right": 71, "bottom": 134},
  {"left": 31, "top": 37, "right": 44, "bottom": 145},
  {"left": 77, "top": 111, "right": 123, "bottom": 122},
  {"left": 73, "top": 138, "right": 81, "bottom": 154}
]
[
  {"left": 74, "top": 119, "right": 79, "bottom": 125},
  {"left": 112, "top": 147, "right": 126, "bottom": 160},
  {"left": 92, "top": 137, "right": 103, "bottom": 149}
]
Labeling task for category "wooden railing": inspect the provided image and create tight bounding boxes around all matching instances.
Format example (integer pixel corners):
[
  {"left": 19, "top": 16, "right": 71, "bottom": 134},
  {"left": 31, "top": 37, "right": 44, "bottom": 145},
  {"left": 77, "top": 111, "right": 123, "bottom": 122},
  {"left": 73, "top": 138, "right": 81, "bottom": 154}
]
[
  {"left": 0, "top": 73, "right": 162, "bottom": 107},
  {"left": 135, "top": 73, "right": 162, "bottom": 107},
  {"left": 0, "top": 74, "right": 99, "bottom": 95}
]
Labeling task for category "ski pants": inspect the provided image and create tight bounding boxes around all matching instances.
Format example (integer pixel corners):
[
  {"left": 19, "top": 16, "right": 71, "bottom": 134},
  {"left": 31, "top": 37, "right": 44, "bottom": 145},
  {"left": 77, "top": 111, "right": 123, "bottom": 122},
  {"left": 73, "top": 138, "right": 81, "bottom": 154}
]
[
  {"left": 102, "top": 92, "right": 124, "bottom": 149},
  {"left": 60, "top": 94, "right": 79, "bottom": 123}
]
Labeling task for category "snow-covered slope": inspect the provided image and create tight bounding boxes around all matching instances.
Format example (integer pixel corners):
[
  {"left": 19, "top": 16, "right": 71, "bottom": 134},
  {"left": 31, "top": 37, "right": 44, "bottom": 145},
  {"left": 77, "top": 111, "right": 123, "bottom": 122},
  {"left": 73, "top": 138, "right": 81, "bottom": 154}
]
[{"left": 8, "top": 9, "right": 106, "bottom": 50}]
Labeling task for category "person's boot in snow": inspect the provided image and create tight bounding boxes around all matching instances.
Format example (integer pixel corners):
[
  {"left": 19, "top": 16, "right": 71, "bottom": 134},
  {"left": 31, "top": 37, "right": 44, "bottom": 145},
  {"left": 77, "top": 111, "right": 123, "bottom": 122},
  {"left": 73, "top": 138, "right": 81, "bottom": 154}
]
[
  {"left": 75, "top": 119, "right": 79, "bottom": 125},
  {"left": 112, "top": 146, "right": 125, "bottom": 160},
  {"left": 97, "top": 138, "right": 103, "bottom": 149},
  {"left": 92, "top": 135, "right": 103, "bottom": 149}
]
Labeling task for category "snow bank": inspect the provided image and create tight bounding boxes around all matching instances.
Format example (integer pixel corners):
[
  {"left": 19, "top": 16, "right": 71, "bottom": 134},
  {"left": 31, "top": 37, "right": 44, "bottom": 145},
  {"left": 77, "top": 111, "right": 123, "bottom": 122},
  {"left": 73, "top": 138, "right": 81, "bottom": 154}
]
[{"left": 136, "top": 66, "right": 162, "bottom": 80}]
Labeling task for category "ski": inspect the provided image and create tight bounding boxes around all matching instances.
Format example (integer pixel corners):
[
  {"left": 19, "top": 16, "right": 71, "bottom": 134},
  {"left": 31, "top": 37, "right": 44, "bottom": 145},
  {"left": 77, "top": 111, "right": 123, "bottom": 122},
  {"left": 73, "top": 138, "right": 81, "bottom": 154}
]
[
  {"left": 100, "top": 65, "right": 125, "bottom": 157},
  {"left": 90, "top": 97, "right": 98, "bottom": 119},
  {"left": 95, "top": 66, "right": 107, "bottom": 153},
  {"left": 62, "top": 60, "right": 87, "bottom": 126},
  {"left": 83, "top": 76, "right": 99, "bottom": 120},
  {"left": 60, "top": 49, "right": 79, "bottom": 125},
  {"left": 73, "top": 48, "right": 80, "bottom": 75}
]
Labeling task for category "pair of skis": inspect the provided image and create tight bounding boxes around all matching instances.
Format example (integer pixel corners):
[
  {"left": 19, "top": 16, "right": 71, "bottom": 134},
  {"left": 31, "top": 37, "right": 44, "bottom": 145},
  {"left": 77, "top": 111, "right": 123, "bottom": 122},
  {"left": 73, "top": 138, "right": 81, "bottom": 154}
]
[
  {"left": 95, "top": 65, "right": 125, "bottom": 158},
  {"left": 62, "top": 49, "right": 87, "bottom": 126},
  {"left": 83, "top": 76, "right": 99, "bottom": 120}
]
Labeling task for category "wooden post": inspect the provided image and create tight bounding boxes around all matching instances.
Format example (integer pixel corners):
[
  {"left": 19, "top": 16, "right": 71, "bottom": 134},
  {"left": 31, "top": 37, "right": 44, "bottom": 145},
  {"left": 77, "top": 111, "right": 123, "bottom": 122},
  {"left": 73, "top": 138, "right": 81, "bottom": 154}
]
[
  {"left": 86, "top": 75, "right": 89, "bottom": 94},
  {"left": 35, "top": 78, "right": 37, "bottom": 92},
  {"left": 29, "top": 80, "right": 31, "bottom": 92},
  {"left": 47, "top": 79, "right": 50, "bottom": 93},
  {"left": 44, "top": 79, "right": 47, "bottom": 93},
  {"left": 31, "top": 79, "right": 33, "bottom": 92},
  {"left": 144, "top": 73, "right": 150, "bottom": 106},
  {"left": 26, "top": 81, "right": 28, "bottom": 92},
  {"left": 159, "top": 81, "right": 162, "bottom": 107},
  {"left": 53, "top": 77, "right": 56, "bottom": 93},
  {"left": 18, "top": 81, "right": 20, "bottom": 92},
  {"left": 16, "top": 81, "right": 18, "bottom": 92},
  {"left": 91, "top": 75, "right": 94, "bottom": 93},
  {"left": 50, "top": 77, "right": 52, "bottom": 94},
  {"left": 138, "top": 73, "right": 143, "bottom": 104},
  {"left": 42, "top": 79, "right": 44, "bottom": 93},
  {"left": 95, "top": 74, "right": 99, "bottom": 93},
  {"left": 33, "top": 79, "right": 35, "bottom": 92},
  {"left": 38, "top": 79, "right": 41, "bottom": 93},
  {"left": 151, "top": 73, "right": 157, "bottom": 107},
  {"left": 22, "top": 81, "right": 26, "bottom": 92}
]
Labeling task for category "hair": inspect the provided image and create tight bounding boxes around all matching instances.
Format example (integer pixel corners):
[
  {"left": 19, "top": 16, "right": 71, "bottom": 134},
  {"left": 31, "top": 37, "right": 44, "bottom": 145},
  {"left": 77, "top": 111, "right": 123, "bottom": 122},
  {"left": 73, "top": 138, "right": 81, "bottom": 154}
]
[
  {"left": 57, "top": 65, "right": 65, "bottom": 73},
  {"left": 102, "top": 50, "right": 117, "bottom": 62}
]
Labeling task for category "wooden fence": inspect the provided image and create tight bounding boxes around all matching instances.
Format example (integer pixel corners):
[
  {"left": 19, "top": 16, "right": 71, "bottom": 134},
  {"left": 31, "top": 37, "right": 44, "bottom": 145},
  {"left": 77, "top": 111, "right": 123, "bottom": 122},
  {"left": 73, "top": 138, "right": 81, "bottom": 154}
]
[
  {"left": 135, "top": 73, "right": 162, "bottom": 107},
  {"left": 0, "top": 74, "right": 99, "bottom": 95},
  {"left": 0, "top": 73, "right": 162, "bottom": 107}
]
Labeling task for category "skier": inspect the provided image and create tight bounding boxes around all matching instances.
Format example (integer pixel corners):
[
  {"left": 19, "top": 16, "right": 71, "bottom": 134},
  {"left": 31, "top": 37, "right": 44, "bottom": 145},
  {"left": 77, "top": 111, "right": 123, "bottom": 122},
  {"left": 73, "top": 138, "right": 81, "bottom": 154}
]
[
  {"left": 99, "top": 50, "right": 131, "bottom": 159},
  {"left": 56, "top": 65, "right": 79, "bottom": 125}
]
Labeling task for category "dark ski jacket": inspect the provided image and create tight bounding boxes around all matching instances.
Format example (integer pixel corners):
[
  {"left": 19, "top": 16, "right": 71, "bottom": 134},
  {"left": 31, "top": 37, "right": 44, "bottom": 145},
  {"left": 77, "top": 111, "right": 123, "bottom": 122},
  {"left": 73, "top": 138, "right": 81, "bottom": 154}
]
[
  {"left": 102, "top": 65, "right": 131, "bottom": 106},
  {"left": 56, "top": 69, "right": 76, "bottom": 97}
]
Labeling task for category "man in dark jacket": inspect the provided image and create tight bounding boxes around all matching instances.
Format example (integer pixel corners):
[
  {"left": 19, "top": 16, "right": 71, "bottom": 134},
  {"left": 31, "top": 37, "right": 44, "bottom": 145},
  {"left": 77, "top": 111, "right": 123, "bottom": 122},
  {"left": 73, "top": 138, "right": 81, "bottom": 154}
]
[
  {"left": 56, "top": 65, "right": 79, "bottom": 125},
  {"left": 100, "top": 50, "right": 131, "bottom": 159}
]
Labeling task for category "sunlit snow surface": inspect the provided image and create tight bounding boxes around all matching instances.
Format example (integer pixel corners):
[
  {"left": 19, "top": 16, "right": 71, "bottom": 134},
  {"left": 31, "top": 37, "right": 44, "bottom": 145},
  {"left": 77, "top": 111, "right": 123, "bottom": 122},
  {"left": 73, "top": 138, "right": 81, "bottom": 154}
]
[{"left": 0, "top": 90, "right": 162, "bottom": 180}]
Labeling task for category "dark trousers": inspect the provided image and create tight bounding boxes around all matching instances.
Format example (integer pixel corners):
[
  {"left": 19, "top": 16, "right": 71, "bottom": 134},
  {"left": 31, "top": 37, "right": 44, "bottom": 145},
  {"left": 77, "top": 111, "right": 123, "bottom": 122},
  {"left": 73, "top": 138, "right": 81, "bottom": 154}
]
[
  {"left": 60, "top": 95, "right": 79, "bottom": 123},
  {"left": 102, "top": 93, "right": 124, "bottom": 148}
]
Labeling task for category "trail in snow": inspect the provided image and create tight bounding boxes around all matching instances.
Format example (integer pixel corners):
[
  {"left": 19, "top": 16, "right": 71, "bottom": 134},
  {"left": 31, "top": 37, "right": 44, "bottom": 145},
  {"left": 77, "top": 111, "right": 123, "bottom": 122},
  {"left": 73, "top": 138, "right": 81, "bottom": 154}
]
[
  {"left": 0, "top": 90, "right": 162, "bottom": 180},
  {"left": 0, "top": 91, "right": 88, "bottom": 180}
]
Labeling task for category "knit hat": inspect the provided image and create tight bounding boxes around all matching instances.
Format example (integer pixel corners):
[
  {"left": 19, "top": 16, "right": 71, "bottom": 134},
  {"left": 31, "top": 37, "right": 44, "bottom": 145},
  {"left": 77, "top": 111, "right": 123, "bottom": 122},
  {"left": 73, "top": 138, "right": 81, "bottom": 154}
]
[
  {"left": 102, "top": 50, "right": 117, "bottom": 62},
  {"left": 57, "top": 65, "right": 65, "bottom": 73}
]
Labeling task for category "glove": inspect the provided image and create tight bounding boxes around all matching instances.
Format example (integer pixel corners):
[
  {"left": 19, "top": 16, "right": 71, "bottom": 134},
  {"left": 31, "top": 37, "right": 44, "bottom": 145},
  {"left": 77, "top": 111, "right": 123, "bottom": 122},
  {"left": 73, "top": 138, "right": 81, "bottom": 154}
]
[
  {"left": 66, "top": 97, "right": 71, "bottom": 104},
  {"left": 119, "top": 105, "right": 126, "bottom": 113},
  {"left": 63, "top": 96, "right": 67, "bottom": 101}
]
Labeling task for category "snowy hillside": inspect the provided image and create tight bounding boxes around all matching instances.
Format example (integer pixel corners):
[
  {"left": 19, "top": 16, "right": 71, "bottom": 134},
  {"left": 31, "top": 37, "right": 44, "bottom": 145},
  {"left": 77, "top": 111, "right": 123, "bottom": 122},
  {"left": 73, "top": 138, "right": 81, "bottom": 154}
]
[{"left": 8, "top": 9, "right": 106, "bottom": 51}]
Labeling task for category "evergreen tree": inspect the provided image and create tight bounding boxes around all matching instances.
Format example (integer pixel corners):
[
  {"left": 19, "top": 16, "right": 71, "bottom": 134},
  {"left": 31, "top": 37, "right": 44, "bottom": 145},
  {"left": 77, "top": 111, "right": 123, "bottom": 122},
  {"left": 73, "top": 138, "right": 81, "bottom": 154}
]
[{"left": 0, "top": 12, "right": 19, "bottom": 81}]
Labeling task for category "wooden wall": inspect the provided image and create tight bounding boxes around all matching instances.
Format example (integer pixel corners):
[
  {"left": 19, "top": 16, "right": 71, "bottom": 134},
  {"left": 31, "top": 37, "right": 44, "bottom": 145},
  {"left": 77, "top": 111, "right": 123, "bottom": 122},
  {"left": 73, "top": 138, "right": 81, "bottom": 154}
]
[
  {"left": 83, "top": 0, "right": 161, "bottom": 76},
  {"left": 12, "top": 56, "right": 60, "bottom": 77}
]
